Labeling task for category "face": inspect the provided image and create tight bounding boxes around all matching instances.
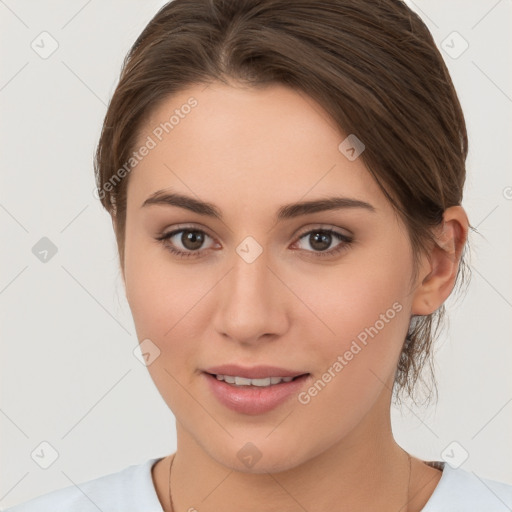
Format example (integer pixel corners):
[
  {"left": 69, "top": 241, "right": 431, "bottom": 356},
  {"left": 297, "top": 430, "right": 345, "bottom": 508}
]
[{"left": 122, "top": 82, "right": 420, "bottom": 472}]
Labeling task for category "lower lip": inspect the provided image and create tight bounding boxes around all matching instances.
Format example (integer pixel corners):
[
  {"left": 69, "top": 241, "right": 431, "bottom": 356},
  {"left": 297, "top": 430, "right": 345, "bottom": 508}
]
[{"left": 203, "top": 372, "right": 311, "bottom": 415}]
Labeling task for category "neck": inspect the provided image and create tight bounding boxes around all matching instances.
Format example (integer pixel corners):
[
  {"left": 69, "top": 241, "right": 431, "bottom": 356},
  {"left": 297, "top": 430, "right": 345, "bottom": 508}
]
[{"left": 163, "top": 396, "right": 416, "bottom": 512}]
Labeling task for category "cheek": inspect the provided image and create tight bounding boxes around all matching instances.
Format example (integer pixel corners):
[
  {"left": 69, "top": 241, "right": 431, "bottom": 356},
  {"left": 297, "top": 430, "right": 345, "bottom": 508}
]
[
  {"left": 293, "top": 245, "right": 412, "bottom": 397},
  {"left": 294, "top": 243, "right": 412, "bottom": 346},
  {"left": 125, "top": 263, "right": 207, "bottom": 351},
  {"left": 124, "top": 245, "right": 214, "bottom": 411},
  {"left": 287, "top": 292, "right": 408, "bottom": 452},
  {"left": 123, "top": 229, "right": 206, "bottom": 366},
  {"left": 265, "top": 254, "right": 413, "bottom": 460}
]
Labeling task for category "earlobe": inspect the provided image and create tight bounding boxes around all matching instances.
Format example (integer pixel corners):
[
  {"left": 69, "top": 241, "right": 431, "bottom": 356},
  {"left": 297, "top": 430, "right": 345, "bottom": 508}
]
[{"left": 411, "top": 206, "right": 469, "bottom": 316}]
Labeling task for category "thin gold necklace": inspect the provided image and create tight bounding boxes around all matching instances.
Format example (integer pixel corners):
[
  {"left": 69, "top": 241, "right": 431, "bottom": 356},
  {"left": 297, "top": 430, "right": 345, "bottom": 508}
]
[{"left": 167, "top": 451, "right": 412, "bottom": 512}]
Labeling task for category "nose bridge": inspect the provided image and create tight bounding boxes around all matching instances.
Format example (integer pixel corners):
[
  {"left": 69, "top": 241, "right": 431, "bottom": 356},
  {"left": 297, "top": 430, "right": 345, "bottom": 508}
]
[
  {"left": 230, "top": 241, "right": 276, "bottom": 312},
  {"left": 213, "top": 241, "right": 288, "bottom": 343},
  {"left": 228, "top": 232, "right": 273, "bottom": 298},
  {"left": 232, "top": 245, "right": 270, "bottom": 301}
]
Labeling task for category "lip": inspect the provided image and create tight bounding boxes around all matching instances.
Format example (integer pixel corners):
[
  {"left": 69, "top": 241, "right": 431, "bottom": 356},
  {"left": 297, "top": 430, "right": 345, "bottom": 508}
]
[
  {"left": 203, "top": 364, "right": 306, "bottom": 379},
  {"left": 202, "top": 368, "right": 311, "bottom": 415}
]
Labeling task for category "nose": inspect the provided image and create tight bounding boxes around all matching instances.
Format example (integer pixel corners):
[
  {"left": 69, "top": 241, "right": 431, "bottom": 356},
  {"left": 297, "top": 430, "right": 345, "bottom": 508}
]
[{"left": 212, "top": 247, "right": 290, "bottom": 346}]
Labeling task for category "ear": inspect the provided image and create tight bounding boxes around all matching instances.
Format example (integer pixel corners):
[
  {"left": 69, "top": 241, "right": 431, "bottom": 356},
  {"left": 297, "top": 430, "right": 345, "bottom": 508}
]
[{"left": 411, "top": 206, "right": 469, "bottom": 315}]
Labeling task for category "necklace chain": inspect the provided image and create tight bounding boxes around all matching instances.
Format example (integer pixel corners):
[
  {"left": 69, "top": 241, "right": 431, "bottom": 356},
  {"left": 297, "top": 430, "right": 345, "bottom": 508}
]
[
  {"left": 168, "top": 454, "right": 175, "bottom": 512},
  {"left": 168, "top": 451, "right": 412, "bottom": 512}
]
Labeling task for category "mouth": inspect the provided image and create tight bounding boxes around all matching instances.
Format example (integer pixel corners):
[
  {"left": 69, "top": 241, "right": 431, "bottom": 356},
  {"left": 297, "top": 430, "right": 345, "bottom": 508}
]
[
  {"left": 204, "top": 372, "right": 309, "bottom": 387},
  {"left": 202, "top": 370, "right": 311, "bottom": 415}
]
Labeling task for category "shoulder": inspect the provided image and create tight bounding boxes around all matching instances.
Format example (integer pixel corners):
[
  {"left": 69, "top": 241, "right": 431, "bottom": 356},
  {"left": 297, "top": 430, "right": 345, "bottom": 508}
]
[
  {"left": 422, "top": 462, "right": 512, "bottom": 511},
  {"left": 3, "top": 457, "right": 164, "bottom": 512}
]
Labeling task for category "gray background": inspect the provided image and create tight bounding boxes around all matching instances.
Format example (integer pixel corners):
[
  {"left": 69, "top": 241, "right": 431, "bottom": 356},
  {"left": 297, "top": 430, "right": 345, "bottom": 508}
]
[{"left": 1, "top": 0, "right": 511, "bottom": 508}]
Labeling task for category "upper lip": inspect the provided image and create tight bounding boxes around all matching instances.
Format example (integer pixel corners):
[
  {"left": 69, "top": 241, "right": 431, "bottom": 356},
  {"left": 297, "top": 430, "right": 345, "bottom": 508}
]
[{"left": 203, "top": 364, "right": 308, "bottom": 379}]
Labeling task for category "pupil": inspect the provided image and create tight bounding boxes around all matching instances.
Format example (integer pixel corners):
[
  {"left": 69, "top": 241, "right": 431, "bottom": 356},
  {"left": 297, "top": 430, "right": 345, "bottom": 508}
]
[
  {"left": 182, "top": 230, "right": 204, "bottom": 250},
  {"left": 310, "top": 231, "right": 331, "bottom": 251}
]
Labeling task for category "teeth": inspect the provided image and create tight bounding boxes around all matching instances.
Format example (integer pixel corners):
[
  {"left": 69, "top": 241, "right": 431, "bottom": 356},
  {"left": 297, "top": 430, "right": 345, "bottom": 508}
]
[
  {"left": 235, "top": 376, "right": 252, "bottom": 386},
  {"left": 214, "top": 374, "right": 297, "bottom": 387}
]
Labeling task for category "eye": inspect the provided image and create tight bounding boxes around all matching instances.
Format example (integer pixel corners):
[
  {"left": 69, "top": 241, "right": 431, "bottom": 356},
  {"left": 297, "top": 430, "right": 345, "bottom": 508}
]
[
  {"left": 292, "top": 227, "right": 353, "bottom": 258},
  {"left": 155, "top": 225, "right": 353, "bottom": 260},
  {"left": 156, "top": 227, "right": 217, "bottom": 259}
]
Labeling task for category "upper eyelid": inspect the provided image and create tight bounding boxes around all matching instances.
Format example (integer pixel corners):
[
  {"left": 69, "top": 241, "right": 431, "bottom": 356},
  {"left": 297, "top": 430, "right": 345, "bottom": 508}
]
[
  {"left": 161, "top": 223, "right": 349, "bottom": 235},
  {"left": 295, "top": 224, "right": 352, "bottom": 237},
  {"left": 160, "top": 223, "right": 216, "bottom": 240}
]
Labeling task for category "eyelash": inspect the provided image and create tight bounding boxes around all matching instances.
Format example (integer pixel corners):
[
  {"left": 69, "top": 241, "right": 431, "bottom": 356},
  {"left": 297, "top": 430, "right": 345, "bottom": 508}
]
[{"left": 155, "top": 225, "right": 353, "bottom": 260}]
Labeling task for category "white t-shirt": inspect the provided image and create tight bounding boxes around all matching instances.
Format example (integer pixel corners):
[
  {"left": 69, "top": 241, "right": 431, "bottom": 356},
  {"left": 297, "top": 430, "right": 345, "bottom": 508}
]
[{"left": 3, "top": 457, "right": 512, "bottom": 511}]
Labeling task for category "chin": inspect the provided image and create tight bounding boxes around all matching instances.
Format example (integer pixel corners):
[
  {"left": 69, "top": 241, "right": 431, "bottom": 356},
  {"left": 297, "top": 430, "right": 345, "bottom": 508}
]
[{"left": 203, "top": 434, "right": 319, "bottom": 475}]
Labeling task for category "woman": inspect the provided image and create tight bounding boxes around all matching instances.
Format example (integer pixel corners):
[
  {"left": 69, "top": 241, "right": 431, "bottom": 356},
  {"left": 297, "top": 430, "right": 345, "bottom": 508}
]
[{"left": 6, "top": 0, "right": 512, "bottom": 510}]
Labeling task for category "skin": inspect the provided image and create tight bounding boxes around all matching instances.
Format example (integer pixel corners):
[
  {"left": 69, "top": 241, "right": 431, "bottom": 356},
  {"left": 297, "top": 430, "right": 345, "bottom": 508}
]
[{"left": 116, "top": 81, "right": 468, "bottom": 512}]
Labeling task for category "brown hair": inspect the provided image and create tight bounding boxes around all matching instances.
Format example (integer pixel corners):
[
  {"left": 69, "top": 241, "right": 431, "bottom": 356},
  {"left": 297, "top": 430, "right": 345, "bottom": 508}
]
[{"left": 94, "top": 0, "right": 470, "bottom": 406}]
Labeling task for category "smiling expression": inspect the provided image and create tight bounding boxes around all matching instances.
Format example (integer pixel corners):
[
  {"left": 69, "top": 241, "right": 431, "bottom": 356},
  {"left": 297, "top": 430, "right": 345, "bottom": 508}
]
[{"left": 120, "top": 81, "right": 422, "bottom": 472}]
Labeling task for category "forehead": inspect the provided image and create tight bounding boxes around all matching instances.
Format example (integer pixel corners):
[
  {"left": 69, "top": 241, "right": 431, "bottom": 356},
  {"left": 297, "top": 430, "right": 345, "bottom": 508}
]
[{"left": 127, "top": 82, "right": 385, "bottom": 211}]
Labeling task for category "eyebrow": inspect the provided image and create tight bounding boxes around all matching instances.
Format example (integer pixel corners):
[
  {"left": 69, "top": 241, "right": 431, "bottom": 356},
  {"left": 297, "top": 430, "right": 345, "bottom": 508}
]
[{"left": 141, "top": 189, "right": 376, "bottom": 220}]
